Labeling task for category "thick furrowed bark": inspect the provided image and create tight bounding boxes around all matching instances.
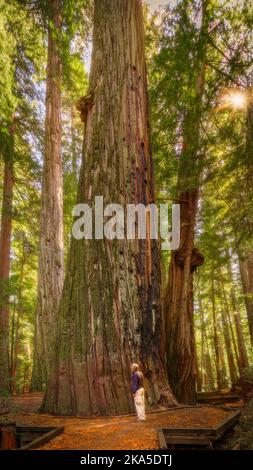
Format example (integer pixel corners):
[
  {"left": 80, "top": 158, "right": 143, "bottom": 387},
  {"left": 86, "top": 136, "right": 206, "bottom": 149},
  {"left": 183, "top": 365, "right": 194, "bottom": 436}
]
[
  {"left": 164, "top": 189, "right": 204, "bottom": 404},
  {"left": 163, "top": 1, "right": 209, "bottom": 404},
  {"left": 237, "top": 103, "right": 253, "bottom": 345},
  {"left": 42, "top": 0, "right": 176, "bottom": 416},
  {"left": 31, "top": 0, "right": 64, "bottom": 390}
]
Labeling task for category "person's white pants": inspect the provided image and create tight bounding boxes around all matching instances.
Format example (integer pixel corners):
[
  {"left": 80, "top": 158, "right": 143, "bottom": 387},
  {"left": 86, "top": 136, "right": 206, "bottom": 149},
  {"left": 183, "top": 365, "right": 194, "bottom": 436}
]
[{"left": 134, "top": 387, "right": 146, "bottom": 421}]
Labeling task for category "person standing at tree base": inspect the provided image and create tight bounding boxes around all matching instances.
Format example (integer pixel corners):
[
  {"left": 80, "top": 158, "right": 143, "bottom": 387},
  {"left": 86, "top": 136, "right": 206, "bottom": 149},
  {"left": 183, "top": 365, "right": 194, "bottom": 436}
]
[{"left": 131, "top": 363, "right": 146, "bottom": 421}]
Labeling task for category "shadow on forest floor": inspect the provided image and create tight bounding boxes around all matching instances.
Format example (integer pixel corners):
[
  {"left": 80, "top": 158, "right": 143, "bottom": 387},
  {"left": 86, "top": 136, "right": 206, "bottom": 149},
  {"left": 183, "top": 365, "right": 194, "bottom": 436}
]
[
  {"left": 218, "top": 399, "right": 253, "bottom": 450},
  {"left": 0, "top": 393, "right": 247, "bottom": 450}
]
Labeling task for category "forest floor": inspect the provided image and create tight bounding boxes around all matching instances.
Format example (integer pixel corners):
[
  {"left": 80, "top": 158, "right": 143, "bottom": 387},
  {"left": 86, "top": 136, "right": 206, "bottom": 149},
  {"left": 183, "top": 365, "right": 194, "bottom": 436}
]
[
  {"left": 0, "top": 393, "right": 247, "bottom": 450},
  {"left": 218, "top": 398, "right": 253, "bottom": 450}
]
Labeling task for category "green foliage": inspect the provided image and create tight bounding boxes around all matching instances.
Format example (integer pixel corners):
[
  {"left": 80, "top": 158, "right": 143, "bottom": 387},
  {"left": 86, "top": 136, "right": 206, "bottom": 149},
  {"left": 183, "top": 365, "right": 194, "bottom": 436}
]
[
  {"left": 147, "top": 0, "right": 253, "bottom": 389},
  {"left": 0, "top": 0, "right": 89, "bottom": 392},
  {"left": 0, "top": 0, "right": 252, "bottom": 395}
]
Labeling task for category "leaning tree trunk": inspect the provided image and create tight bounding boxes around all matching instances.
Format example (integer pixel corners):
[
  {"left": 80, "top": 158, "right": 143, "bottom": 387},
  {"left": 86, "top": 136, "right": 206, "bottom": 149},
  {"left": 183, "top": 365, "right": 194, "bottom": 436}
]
[
  {"left": 42, "top": 0, "right": 176, "bottom": 416},
  {"left": 0, "top": 155, "right": 13, "bottom": 398},
  {"left": 31, "top": 0, "right": 64, "bottom": 390},
  {"left": 163, "top": 1, "right": 210, "bottom": 404}
]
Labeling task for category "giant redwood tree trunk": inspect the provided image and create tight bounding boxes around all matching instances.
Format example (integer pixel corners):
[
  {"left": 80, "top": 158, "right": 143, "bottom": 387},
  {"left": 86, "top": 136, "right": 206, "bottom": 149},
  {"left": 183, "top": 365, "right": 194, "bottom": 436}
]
[
  {"left": 31, "top": 0, "right": 64, "bottom": 390},
  {"left": 236, "top": 100, "right": 253, "bottom": 346},
  {"left": 42, "top": 0, "right": 176, "bottom": 416},
  {"left": 0, "top": 155, "right": 13, "bottom": 398},
  {"left": 163, "top": 1, "right": 209, "bottom": 404}
]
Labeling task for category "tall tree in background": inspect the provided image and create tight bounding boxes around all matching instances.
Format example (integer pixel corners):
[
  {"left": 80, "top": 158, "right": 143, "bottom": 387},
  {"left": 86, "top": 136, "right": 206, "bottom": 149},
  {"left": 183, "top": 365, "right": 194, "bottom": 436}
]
[
  {"left": 42, "top": 0, "right": 176, "bottom": 416},
  {"left": 163, "top": 0, "right": 210, "bottom": 404},
  {"left": 238, "top": 100, "right": 253, "bottom": 345},
  {"left": 0, "top": 146, "right": 14, "bottom": 396},
  {"left": 31, "top": 0, "right": 64, "bottom": 389},
  {"left": 239, "top": 252, "right": 253, "bottom": 346},
  {"left": 148, "top": 0, "right": 253, "bottom": 393},
  {"left": 227, "top": 258, "right": 249, "bottom": 371},
  {"left": 0, "top": 5, "right": 16, "bottom": 400}
]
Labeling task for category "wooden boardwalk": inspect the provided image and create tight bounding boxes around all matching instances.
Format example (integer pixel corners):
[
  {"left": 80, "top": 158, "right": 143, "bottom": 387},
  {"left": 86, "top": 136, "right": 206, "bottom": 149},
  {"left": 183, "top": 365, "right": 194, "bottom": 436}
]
[{"left": 1, "top": 394, "right": 242, "bottom": 450}]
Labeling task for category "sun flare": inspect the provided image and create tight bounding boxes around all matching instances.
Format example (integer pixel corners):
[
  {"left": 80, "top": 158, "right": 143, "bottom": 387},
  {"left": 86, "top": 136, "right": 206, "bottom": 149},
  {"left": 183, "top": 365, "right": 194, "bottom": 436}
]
[
  {"left": 227, "top": 91, "right": 247, "bottom": 109},
  {"left": 217, "top": 88, "right": 247, "bottom": 111}
]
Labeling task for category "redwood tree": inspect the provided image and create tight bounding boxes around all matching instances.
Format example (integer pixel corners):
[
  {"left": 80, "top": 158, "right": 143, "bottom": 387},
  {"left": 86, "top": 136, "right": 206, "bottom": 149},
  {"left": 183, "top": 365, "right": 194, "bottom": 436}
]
[
  {"left": 42, "top": 0, "right": 176, "bottom": 416},
  {"left": 237, "top": 99, "right": 253, "bottom": 346},
  {"left": 163, "top": 0, "right": 210, "bottom": 404},
  {"left": 226, "top": 259, "right": 249, "bottom": 371},
  {"left": 0, "top": 152, "right": 14, "bottom": 396},
  {"left": 238, "top": 252, "right": 253, "bottom": 345},
  {"left": 31, "top": 0, "right": 64, "bottom": 389}
]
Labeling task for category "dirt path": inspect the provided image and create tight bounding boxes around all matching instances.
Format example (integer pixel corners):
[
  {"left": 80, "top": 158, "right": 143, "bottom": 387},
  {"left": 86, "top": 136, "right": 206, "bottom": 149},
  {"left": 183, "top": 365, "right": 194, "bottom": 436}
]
[
  {"left": 10, "top": 392, "right": 43, "bottom": 414},
  {"left": 3, "top": 393, "right": 240, "bottom": 450}
]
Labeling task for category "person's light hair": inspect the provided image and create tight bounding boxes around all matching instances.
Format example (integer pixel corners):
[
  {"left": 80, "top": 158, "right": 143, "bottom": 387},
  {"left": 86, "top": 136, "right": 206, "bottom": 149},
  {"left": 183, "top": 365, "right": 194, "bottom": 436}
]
[{"left": 131, "top": 363, "right": 139, "bottom": 373}]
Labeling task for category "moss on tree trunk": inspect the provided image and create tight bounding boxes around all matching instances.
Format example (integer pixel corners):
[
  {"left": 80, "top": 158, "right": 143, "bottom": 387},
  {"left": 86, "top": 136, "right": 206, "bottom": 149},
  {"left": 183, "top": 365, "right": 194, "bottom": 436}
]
[
  {"left": 42, "top": 0, "right": 176, "bottom": 416},
  {"left": 163, "top": 0, "right": 210, "bottom": 404}
]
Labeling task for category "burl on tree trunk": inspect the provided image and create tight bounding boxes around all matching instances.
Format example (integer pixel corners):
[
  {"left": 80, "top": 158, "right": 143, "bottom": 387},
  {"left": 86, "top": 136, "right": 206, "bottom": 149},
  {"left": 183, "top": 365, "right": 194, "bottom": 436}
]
[
  {"left": 42, "top": 0, "right": 176, "bottom": 416},
  {"left": 237, "top": 103, "right": 253, "bottom": 346},
  {"left": 164, "top": 189, "right": 204, "bottom": 404},
  {"left": 163, "top": 0, "right": 209, "bottom": 405}
]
